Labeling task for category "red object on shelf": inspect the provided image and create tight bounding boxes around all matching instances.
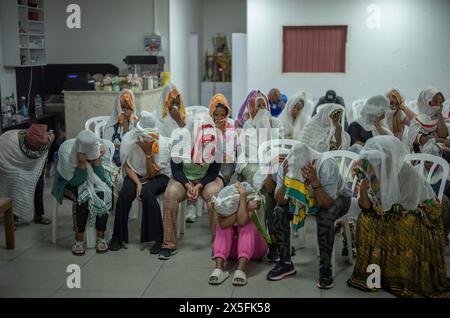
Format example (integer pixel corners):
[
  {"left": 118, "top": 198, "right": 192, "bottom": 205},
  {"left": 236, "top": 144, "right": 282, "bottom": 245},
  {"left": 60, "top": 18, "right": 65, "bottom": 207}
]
[{"left": 28, "top": 11, "right": 39, "bottom": 20}]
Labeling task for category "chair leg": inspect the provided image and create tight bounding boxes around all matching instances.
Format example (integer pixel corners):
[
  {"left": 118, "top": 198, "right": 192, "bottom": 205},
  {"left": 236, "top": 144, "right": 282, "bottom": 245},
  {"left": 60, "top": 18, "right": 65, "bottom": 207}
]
[
  {"left": 4, "top": 206, "right": 15, "bottom": 250},
  {"left": 331, "top": 236, "right": 336, "bottom": 278},
  {"left": 343, "top": 217, "right": 354, "bottom": 265},
  {"left": 52, "top": 199, "right": 58, "bottom": 244}
]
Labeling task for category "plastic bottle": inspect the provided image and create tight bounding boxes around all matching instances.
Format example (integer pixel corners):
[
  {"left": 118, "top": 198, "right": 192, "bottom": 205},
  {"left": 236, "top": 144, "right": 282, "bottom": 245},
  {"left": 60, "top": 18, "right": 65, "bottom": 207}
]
[
  {"left": 19, "top": 96, "right": 29, "bottom": 119},
  {"left": 35, "top": 94, "right": 43, "bottom": 119}
]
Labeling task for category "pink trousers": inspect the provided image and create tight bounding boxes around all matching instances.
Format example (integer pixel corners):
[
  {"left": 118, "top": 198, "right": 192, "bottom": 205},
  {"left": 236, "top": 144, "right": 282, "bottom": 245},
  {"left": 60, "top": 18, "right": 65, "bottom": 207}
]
[{"left": 213, "top": 222, "right": 268, "bottom": 261}]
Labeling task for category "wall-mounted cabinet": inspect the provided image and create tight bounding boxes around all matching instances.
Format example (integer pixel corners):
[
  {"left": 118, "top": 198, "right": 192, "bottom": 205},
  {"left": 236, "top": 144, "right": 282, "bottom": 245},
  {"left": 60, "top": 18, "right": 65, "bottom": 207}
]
[{"left": 0, "top": 0, "right": 46, "bottom": 67}]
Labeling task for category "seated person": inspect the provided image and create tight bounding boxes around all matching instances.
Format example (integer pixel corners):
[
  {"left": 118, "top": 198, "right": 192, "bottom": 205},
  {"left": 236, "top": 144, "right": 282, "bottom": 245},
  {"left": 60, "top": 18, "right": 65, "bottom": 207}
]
[
  {"left": 385, "top": 88, "right": 416, "bottom": 141},
  {"left": 266, "top": 143, "right": 351, "bottom": 289},
  {"left": 209, "top": 182, "right": 269, "bottom": 286},
  {"left": 104, "top": 89, "right": 139, "bottom": 166},
  {"left": 158, "top": 112, "right": 224, "bottom": 260},
  {"left": 347, "top": 135, "right": 450, "bottom": 297},
  {"left": 209, "top": 93, "right": 238, "bottom": 186},
  {"left": 298, "top": 103, "right": 350, "bottom": 152},
  {"left": 153, "top": 83, "right": 187, "bottom": 138},
  {"left": 268, "top": 88, "right": 288, "bottom": 117},
  {"left": 347, "top": 95, "right": 391, "bottom": 147},
  {"left": 52, "top": 130, "right": 113, "bottom": 256},
  {"left": 312, "top": 89, "right": 345, "bottom": 116},
  {"left": 108, "top": 112, "right": 171, "bottom": 254},
  {"left": 279, "top": 92, "right": 308, "bottom": 140},
  {"left": 237, "top": 91, "right": 285, "bottom": 187},
  {"left": 0, "top": 124, "right": 54, "bottom": 224},
  {"left": 416, "top": 87, "right": 447, "bottom": 137}
]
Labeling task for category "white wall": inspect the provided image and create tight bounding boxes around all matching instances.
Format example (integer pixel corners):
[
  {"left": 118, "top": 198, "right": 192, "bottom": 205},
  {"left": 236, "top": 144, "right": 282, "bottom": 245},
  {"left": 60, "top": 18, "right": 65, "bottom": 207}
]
[
  {"left": 202, "top": 0, "right": 246, "bottom": 56},
  {"left": 45, "top": 0, "right": 163, "bottom": 73},
  {"left": 247, "top": 0, "right": 450, "bottom": 106},
  {"left": 170, "top": 0, "right": 202, "bottom": 105},
  {"left": 0, "top": 21, "right": 17, "bottom": 105}
]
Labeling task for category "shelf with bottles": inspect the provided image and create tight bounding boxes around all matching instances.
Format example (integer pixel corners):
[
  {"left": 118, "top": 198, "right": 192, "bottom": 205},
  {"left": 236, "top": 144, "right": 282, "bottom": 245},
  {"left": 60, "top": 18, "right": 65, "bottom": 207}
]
[
  {"left": 29, "top": 36, "right": 45, "bottom": 49},
  {"left": 20, "top": 48, "right": 30, "bottom": 66},
  {"left": 30, "top": 49, "right": 45, "bottom": 65}
]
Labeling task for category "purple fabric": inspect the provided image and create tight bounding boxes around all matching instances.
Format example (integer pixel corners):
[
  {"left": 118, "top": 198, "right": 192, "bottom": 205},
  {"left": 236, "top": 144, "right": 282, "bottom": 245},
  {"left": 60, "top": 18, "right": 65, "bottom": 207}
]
[{"left": 236, "top": 90, "right": 257, "bottom": 127}]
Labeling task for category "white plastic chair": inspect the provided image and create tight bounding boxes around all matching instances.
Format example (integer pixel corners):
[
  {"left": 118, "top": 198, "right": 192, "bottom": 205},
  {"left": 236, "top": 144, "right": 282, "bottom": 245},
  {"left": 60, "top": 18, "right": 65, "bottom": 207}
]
[
  {"left": 405, "top": 153, "right": 449, "bottom": 201},
  {"left": 258, "top": 139, "right": 301, "bottom": 177},
  {"left": 85, "top": 116, "right": 110, "bottom": 138},
  {"left": 185, "top": 105, "right": 209, "bottom": 118},
  {"left": 443, "top": 100, "right": 450, "bottom": 119},
  {"left": 407, "top": 100, "right": 419, "bottom": 115}
]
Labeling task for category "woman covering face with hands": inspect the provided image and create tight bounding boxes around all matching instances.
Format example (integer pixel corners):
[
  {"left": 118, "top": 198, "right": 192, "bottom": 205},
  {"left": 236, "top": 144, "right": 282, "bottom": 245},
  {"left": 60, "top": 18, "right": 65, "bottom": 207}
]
[{"left": 109, "top": 112, "right": 172, "bottom": 254}]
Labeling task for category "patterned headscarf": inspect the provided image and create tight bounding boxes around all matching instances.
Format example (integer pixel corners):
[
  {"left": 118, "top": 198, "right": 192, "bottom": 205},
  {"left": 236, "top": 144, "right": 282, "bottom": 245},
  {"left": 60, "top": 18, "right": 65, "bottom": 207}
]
[
  {"left": 209, "top": 93, "right": 231, "bottom": 118},
  {"left": 117, "top": 89, "right": 139, "bottom": 125},
  {"left": 247, "top": 91, "right": 270, "bottom": 119},
  {"left": 236, "top": 90, "right": 257, "bottom": 127},
  {"left": 161, "top": 84, "right": 186, "bottom": 122}
]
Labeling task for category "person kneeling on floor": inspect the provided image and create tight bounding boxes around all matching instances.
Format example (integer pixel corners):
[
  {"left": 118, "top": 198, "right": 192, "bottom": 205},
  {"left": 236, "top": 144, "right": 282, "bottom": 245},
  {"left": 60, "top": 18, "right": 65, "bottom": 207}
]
[{"left": 208, "top": 182, "right": 270, "bottom": 286}]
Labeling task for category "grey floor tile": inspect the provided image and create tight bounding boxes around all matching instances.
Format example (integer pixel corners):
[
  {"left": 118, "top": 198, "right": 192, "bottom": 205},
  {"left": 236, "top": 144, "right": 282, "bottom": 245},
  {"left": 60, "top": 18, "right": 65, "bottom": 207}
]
[
  {"left": 59, "top": 263, "right": 160, "bottom": 294},
  {"left": 0, "top": 287, "right": 57, "bottom": 298},
  {"left": 0, "top": 238, "right": 38, "bottom": 260},
  {"left": 0, "top": 260, "right": 69, "bottom": 289},
  {"left": 53, "top": 290, "right": 141, "bottom": 298},
  {"left": 231, "top": 265, "right": 322, "bottom": 298},
  {"left": 89, "top": 243, "right": 163, "bottom": 267},
  {"left": 16, "top": 241, "right": 96, "bottom": 265},
  {"left": 163, "top": 238, "right": 215, "bottom": 269},
  {"left": 144, "top": 266, "right": 233, "bottom": 298}
]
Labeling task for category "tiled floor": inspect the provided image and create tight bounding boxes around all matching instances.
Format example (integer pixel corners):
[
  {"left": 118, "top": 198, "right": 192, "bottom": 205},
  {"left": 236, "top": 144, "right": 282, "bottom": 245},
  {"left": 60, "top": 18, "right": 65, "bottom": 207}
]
[{"left": 0, "top": 178, "right": 449, "bottom": 298}]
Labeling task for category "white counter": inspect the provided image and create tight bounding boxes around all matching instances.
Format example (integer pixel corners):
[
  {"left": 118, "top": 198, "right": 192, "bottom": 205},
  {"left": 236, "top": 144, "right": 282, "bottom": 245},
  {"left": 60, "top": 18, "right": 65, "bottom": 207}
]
[{"left": 63, "top": 87, "right": 165, "bottom": 139}]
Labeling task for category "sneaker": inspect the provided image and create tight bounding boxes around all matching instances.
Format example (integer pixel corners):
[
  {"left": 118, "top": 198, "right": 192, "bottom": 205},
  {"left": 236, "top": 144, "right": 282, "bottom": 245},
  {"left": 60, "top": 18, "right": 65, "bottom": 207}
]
[
  {"left": 150, "top": 241, "right": 162, "bottom": 254},
  {"left": 266, "top": 261, "right": 296, "bottom": 281},
  {"left": 158, "top": 248, "right": 178, "bottom": 260},
  {"left": 72, "top": 240, "right": 85, "bottom": 256},
  {"left": 108, "top": 236, "right": 123, "bottom": 251},
  {"left": 317, "top": 265, "right": 334, "bottom": 289},
  {"left": 185, "top": 202, "right": 197, "bottom": 223},
  {"left": 96, "top": 238, "right": 109, "bottom": 254}
]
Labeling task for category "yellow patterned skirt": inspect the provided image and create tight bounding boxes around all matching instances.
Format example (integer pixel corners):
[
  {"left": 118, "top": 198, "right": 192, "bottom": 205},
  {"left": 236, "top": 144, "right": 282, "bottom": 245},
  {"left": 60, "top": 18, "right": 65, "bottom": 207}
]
[{"left": 347, "top": 202, "right": 450, "bottom": 298}]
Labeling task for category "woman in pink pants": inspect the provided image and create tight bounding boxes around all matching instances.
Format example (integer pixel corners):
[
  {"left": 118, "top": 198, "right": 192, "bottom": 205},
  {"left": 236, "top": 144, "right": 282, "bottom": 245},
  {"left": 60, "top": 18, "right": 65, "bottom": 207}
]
[{"left": 209, "top": 182, "right": 269, "bottom": 286}]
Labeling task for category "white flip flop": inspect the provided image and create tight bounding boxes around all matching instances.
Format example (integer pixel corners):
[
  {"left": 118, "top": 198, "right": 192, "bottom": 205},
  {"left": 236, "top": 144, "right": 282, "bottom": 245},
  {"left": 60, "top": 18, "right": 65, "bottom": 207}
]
[
  {"left": 208, "top": 268, "right": 230, "bottom": 285},
  {"left": 232, "top": 270, "right": 247, "bottom": 286}
]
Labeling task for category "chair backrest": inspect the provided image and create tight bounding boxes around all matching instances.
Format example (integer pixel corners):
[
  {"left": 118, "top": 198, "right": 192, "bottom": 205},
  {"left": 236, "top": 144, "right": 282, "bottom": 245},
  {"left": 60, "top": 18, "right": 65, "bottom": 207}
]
[
  {"left": 404, "top": 153, "right": 449, "bottom": 201},
  {"left": 258, "top": 139, "right": 301, "bottom": 175},
  {"left": 443, "top": 100, "right": 450, "bottom": 119},
  {"left": 407, "top": 100, "right": 419, "bottom": 115},
  {"left": 321, "top": 150, "right": 360, "bottom": 194},
  {"left": 185, "top": 105, "right": 209, "bottom": 118},
  {"left": 351, "top": 99, "right": 366, "bottom": 122},
  {"left": 101, "top": 139, "right": 117, "bottom": 169},
  {"left": 85, "top": 116, "right": 110, "bottom": 138}
]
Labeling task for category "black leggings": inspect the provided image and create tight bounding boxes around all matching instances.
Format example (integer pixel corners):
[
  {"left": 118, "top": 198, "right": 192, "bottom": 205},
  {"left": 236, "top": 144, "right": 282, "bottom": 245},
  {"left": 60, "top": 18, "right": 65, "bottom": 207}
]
[
  {"left": 74, "top": 201, "right": 109, "bottom": 234},
  {"left": 34, "top": 171, "right": 45, "bottom": 218},
  {"left": 271, "top": 195, "right": 350, "bottom": 267},
  {"left": 112, "top": 174, "right": 170, "bottom": 243}
]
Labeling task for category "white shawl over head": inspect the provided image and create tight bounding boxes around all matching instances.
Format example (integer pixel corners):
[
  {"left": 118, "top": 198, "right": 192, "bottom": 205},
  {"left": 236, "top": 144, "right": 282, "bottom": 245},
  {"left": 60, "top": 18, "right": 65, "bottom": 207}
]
[
  {"left": 358, "top": 135, "right": 435, "bottom": 211},
  {"left": 279, "top": 92, "right": 309, "bottom": 141},
  {"left": 298, "top": 103, "right": 350, "bottom": 152},
  {"left": 417, "top": 87, "right": 444, "bottom": 118},
  {"left": 356, "top": 95, "right": 391, "bottom": 134}
]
